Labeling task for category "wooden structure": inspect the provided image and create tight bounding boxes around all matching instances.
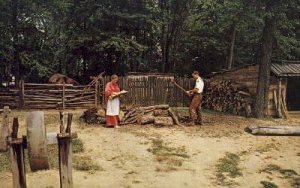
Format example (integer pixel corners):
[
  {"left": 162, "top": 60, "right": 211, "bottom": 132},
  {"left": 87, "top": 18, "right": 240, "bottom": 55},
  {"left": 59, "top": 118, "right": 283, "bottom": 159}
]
[
  {"left": 9, "top": 117, "right": 27, "bottom": 188},
  {"left": 58, "top": 113, "right": 74, "bottom": 188},
  {"left": 0, "top": 81, "right": 102, "bottom": 109},
  {"left": 0, "top": 106, "right": 11, "bottom": 151},
  {"left": 0, "top": 76, "right": 194, "bottom": 109},
  {"left": 247, "top": 125, "right": 300, "bottom": 136},
  {"left": 103, "top": 74, "right": 194, "bottom": 107},
  {"left": 26, "top": 111, "right": 49, "bottom": 171},
  {"left": 1, "top": 106, "right": 76, "bottom": 187},
  {"left": 209, "top": 62, "right": 300, "bottom": 117}
]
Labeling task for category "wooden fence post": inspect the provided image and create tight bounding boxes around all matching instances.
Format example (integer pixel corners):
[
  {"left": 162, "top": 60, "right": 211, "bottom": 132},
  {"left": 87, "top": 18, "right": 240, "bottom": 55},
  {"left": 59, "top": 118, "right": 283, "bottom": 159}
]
[
  {"left": 58, "top": 113, "right": 73, "bottom": 188},
  {"left": 0, "top": 106, "right": 10, "bottom": 152},
  {"left": 277, "top": 78, "right": 282, "bottom": 118},
  {"left": 10, "top": 117, "right": 27, "bottom": 188},
  {"left": 19, "top": 80, "right": 25, "bottom": 109},
  {"left": 62, "top": 83, "right": 66, "bottom": 110},
  {"left": 59, "top": 111, "right": 65, "bottom": 133},
  {"left": 95, "top": 81, "right": 99, "bottom": 108}
]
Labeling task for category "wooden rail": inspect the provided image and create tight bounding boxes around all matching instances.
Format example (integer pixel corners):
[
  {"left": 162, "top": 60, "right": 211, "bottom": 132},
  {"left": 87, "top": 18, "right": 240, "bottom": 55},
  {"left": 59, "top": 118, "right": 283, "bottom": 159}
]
[
  {"left": 0, "top": 81, "right": 102, "bottom": 109},
  {"left": 0, "top": 77, "right": 194, "bottom": 109}
]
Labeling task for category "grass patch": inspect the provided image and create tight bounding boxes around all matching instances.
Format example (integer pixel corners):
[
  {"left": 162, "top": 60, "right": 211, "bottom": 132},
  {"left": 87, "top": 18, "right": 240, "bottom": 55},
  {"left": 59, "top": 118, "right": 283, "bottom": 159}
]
[
  {"left": 72, "top": 137, "right": 85, "bottom": 153},
  {"left": 260, "top": 164, "right": 298, "bottom": 179},
  {"left": 292, "top": 178, "right": 300, "bottom": 187},
  {"left": 0, "top": 137, "right": 85, "bottom": 172},
  {"left": 256, "top": 143, "right": 278, "bottom": 154},
  {"left": 132, "top": 180, "right": 141, "bottom": 184},
  {"left": 215, "top": 152, "right": 242, "bottom": 186},
  {"left": 148, "top": 139, "right": 189, "bottom": 158},
  {"left": 260, "top": 181, "right": 278, "bottom": 188},
  {"left": 47, "top": 145, "right": 59, "bottom": 169},
  {"left": 260, "top": 164, "right": 300, "bottom": 187},
  {"left": 148, "top": 139, "right": 189, "bottom": 172},
  {"left": 73, "top": 155, "right": 103, "bottom": 171},
  {"left": 44, "top": 114, "right": 60, "bottom": 125},
  {"left": 0, "top": 151, "right": 10, "bottom": 172}
]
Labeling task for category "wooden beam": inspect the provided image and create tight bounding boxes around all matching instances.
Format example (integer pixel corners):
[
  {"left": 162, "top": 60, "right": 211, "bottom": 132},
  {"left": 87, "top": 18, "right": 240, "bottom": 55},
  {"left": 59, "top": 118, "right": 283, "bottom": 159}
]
[
  {"left": 10, "top": 117, "right": 27, "bottom": 188},
  {"left": 277, "top": 78, "right": 282, "bottom": 118},
  {"left": 0, "top": 106, "right": 10, "bottom": 152},
  {"left": 58, "top": 113, "right": 73, "bottom": 188},
  {"left": 62, "top": 83, "right": 66, "bottom": 110},
  {"left": 248, "top": 125, "right": 300, "bottom": 135},
  {"left": 19, "top": 80, "right": 25, "bottom": 109}
]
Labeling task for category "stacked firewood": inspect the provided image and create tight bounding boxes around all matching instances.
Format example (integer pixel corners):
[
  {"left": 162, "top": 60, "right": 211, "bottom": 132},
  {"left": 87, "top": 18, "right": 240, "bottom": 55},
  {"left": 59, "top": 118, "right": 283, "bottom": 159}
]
[
  {"left": 202, "top": 80, "right": 253, "bottom": 117},
  {"left": 121, "top": 104, "right": 181, "bottom": 126},
  {"left": 81, "top": 105, "right": 181, "bottom": 126}
]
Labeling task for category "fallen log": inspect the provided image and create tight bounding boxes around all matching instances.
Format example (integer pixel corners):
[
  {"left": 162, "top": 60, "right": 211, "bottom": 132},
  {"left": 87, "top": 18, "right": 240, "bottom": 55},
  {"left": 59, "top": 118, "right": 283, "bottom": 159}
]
[
  {"left": 168, "top": 109, "right": 181, "bottom": 126},
  {"left": 154, "top": 117, "right": 174, "bottom": 126},
  {"left": 140, "top": 104, "right": 169, "bottom": 111},
  {"left": 247, "top": 125, "right": 300, "bottom": 136},
  {"left": 137, "top": 114, "right": 155, "bottom": 125}
]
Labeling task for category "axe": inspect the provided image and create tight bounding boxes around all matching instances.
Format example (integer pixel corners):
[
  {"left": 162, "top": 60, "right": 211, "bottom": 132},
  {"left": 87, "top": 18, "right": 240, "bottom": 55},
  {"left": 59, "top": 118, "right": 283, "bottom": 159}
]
[{"left": 171, "top": 79, "right": 190, "bottom": 96}]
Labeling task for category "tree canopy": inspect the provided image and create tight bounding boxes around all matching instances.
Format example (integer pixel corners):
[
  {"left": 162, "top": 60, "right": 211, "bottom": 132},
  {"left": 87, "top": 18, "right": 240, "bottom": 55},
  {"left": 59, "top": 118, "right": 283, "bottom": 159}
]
[{"left": 0, "top": 0, "right": 299, "bottom": 84}]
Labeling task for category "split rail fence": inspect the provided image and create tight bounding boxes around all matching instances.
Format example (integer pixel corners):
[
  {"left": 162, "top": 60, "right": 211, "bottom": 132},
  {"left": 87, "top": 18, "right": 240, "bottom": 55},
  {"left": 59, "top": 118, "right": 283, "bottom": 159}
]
[
  {"left": 0, "top": 77, "right": 194, "bottom": 109},
  {"left": 0, "top": 81, "right": 102, "bottom": 109}
]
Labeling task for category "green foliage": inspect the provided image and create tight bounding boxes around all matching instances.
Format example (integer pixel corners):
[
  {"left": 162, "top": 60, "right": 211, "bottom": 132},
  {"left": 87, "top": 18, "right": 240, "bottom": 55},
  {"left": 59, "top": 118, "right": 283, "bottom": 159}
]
[
  {"left": 260, "top": 181, "right": 278, "bottom": 188},
  {"left": 73, "top": 155, "right": 103, "bottom": 171},
  {"left": 72, "top": 137, "right": 85, "bottom": 153},
  {"left": 0, "top": 0, "right": 298, "bottom": 83},
  {"left": 215, "top": 152, "right": 242, "bottom": 185}
]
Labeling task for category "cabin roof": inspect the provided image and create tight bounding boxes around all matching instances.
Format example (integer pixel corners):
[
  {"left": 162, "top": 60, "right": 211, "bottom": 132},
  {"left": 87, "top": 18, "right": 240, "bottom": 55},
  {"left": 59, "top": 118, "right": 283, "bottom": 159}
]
[
  {"left": 271, "top": 63, "right": 300, "bottom": 77},
  {"left": 207, "top": 62, "right": 300, "bottom": 78}
]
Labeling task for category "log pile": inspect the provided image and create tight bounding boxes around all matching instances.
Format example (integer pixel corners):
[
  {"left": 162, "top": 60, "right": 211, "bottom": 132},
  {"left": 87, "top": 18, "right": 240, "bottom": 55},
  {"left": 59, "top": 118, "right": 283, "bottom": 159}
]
[
  {"left": 202, "top": 80, "right": 253, "bottom": 117},
  {"left": 81, "top": 104, "right": 182, "bottom": 126}
]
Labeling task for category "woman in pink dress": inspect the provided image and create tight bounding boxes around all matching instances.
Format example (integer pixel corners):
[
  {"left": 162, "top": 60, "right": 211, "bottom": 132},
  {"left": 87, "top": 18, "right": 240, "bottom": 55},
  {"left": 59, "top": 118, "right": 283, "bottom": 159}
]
[{"left": 105, "top": 74, "right": 121, "bottom": 128}]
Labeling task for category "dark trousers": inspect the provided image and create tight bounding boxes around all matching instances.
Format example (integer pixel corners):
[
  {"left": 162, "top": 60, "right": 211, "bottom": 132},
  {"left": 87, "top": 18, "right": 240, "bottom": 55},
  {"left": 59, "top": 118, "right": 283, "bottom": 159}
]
[{"left": 189, "top": 94, "right": 202, "bottom": 124}]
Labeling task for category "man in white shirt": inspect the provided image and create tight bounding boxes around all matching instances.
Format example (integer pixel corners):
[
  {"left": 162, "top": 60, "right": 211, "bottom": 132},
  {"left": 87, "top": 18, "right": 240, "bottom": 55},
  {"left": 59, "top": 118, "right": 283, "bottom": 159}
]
[{"left": 186, "top": 71, "right": 204, "bottom": 125}]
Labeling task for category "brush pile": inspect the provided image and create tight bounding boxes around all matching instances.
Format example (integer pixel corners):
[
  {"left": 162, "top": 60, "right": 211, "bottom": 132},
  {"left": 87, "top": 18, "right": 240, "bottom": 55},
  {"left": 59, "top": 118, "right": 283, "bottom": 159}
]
[
  {"left": 202, "top": 80, "right": 253, "bottom": 117},
  {"left": 81, "top": 104, "right": 182, "bottom": 126}
]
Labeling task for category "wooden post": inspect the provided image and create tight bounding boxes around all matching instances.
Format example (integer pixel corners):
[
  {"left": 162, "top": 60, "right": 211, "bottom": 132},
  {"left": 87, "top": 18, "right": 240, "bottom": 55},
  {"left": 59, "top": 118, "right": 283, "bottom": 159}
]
[
  {"left": 58, "top": 113, "right": 73, "bottom": 188},
  {"left": 95, "top": 81, "right": 99, "bottom": 108},
  {"left": 59, "top": 111, "right": 65, "bottom": 134},
  {"left": 10, "top": 117, "right": 27, "bottom": 188},
  {"left": 0, "top": 106, "right": 10, "bottom": 152},
  {"left": 62, "top": 83, "right": 66, "bottom": 110},
  {"left": 19, "top": 80, "right": 25, "bottom": 109},
  {"left": 277, "top": 78, "right": 282, "bottom": 118}
]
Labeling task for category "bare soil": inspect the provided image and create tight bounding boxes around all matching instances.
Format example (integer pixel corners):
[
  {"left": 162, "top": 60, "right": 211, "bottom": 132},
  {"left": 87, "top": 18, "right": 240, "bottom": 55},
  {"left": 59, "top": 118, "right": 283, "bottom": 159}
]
[{"left": 0, "top": 109, "right": 300, "bottom": 188}]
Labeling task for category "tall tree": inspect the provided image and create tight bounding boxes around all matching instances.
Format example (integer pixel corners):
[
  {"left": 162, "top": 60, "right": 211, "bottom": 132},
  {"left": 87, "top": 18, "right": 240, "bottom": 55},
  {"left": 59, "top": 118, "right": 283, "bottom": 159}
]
[
  {"left": 254, "top": 0, "right": 298, "bottom": 118},
  {"left": 254, "top": 0, "right": 275, "bottom": 118}
]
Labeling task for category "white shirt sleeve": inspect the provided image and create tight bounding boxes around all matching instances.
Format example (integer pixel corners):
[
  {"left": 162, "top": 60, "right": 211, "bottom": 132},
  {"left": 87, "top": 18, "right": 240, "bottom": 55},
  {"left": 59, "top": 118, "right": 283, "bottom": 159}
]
[{"left": 195, "top": 78, "right": 204, "bottom": 93}]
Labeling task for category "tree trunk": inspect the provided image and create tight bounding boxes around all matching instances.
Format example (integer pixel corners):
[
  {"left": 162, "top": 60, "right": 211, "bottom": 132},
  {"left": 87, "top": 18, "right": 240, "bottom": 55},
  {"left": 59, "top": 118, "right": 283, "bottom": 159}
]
[
  {"left": 228, "top": 23, "right": 236, "bottom": 70},
  {"left": 160, "top": 0, "right": 167, "bottom": 73},
  {"left": 247, "top": 125, "right": 300, "bottom": 136},
  {"left": 11, "top": 0, "right": 20, "bottom": 84},
  {"left": 254, "top": 2, "right": 275, "bottom": 118}
]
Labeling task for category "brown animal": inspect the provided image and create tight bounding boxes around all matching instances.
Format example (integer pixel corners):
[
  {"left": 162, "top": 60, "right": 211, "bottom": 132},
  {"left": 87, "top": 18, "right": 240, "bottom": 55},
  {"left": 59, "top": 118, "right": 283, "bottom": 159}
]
[{"left": 49, "top": 73, "right": 79, "bottom": 85}]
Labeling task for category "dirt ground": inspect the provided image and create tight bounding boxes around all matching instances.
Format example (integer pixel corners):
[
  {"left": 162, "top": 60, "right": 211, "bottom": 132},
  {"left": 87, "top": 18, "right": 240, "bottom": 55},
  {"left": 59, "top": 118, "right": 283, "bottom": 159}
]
[{"left": 0, "top": 109, "right": 300, "bottom": 188}]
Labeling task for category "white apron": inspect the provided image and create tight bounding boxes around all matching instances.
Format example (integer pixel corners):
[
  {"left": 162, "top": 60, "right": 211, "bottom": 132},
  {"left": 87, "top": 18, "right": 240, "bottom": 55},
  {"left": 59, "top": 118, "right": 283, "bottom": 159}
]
[{"left": 106, "top": 98, "right": 120, "bottom": 116}]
